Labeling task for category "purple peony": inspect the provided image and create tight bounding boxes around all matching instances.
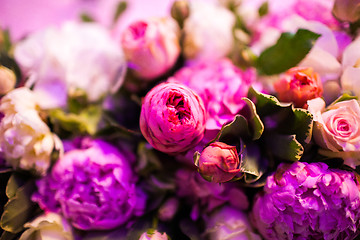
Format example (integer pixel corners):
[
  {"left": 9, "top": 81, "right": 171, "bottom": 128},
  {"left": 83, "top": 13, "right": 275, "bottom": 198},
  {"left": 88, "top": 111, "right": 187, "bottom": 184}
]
[
  {"left": 176, "top": 168, "right": 248, "bottom": 220},
  {"left": 140, "top": 82, "right": 206, "bottom": 154},
  {"left": 252, "top": 161, "right": 360, "bottom": 240},
  {"left": 168, "top": 59, "right": 254, "bottom": 130},
  {"left": 33, "top": 139, "right": 145, "bottom": 230}
]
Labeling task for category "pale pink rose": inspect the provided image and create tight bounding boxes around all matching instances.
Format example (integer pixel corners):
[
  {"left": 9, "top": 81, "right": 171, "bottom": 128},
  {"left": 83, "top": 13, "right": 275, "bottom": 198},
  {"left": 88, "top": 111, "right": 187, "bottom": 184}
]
[
  {"left": 121, "top": 17, "right": 180, "bottom": 80},
  {"left": 198, "top": 142, "right": 241, "bottom": 183},
  {"left": 182, "top": 1, "right": 235, "bottom": 63},
  {"left": 274, "top": 67, "right": 323, "bottom": 108},
  {"left": 308, "top": 98, "right": 360, "bottom": 167},
  {"left": 0, "top": 66, "right": 16, "bottom": 95},
  {"left": 140, "top": 82, "right": 206, "bottom": 154}
]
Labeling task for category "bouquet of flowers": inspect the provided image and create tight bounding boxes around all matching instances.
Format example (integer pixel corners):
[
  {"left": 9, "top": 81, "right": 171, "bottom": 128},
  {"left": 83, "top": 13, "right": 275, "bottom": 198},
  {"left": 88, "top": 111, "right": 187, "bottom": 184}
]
[{"left": 1, "top": 0, "right": 360, "bottom": 239}]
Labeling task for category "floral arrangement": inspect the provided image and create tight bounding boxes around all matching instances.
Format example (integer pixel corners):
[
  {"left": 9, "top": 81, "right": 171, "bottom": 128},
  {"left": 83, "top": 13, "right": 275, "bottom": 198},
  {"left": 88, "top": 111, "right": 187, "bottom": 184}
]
[{"left": 1, "top": 0, "right": 360, "bottom": 239}]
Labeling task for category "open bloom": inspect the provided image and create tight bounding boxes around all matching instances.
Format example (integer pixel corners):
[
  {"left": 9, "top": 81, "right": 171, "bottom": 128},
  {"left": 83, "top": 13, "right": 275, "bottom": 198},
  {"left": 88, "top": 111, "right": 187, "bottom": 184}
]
[
  {"left": 140, "top": 82, "right": 206, "bottom": 154},
  {"left": 198, "top": 142, "right": 241, "bottom": 183},
  {"left": 308, "top": 98, "right": 360, "bottom": 167},
  {"left": 33, "top": 139, "right": 145, "bottom": 230},
  {"left": 121, "top": 17, "right": 180, "bottom": 80},
  {"left": 252, "top": 161, "right": 360, "bottom": 240},
  {"left": 0, "top": 87, "right": 61, "bottom": 175},
  {"left": 169, "top": 59, "right": 254, "bottom": 130},
  {"left": 14, "top": 21, "right": 126, "bottom": 109},
  {"left": 204, "top": 206, "right": 261, "bottom": 240},
  {"left": 19, "top": 212, "right": 74, "bottom": 240},
  {"left": 274, "top": 67, "right": 323, "bottom": 108}
]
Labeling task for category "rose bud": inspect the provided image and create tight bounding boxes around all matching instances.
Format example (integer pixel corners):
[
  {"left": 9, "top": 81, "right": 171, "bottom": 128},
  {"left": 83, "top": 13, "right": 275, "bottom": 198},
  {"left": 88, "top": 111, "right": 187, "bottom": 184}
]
[
  {"left": 139, "top": 230, "right": 169, "bottom": 240},
  {"left": 333, "top": 0, "right": 360, "bottom": 22},
  {"left": 121, "top": 17, "right": 180, "bottom": 80},
  {"left": 198, "top": 142, "right": 241, "bottom": 183},
  {"left": 140, "top": 82, "right": 206, "bottom": 154},
  {"left": 274, "top": 67, "right": 323, "bottom": 108}
]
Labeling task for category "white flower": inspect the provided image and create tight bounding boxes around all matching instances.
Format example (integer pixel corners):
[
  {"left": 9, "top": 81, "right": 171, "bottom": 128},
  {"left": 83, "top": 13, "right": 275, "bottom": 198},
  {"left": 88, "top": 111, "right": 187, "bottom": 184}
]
[
  {"left": 182, "top": 1, "right": 235, "bottom": 63},
  {"left": 139, "top": 230, "right": 169, "bottom": 240},
  {"left": 14, "top": 21, "right": 126, "bottom": 109},
  {"left": 0, "top": 87, "right": 62, "bottom": 175},
  {"left": 19, "top": 212, "right": 74, "bottom": 240},
  {"left": 341, "top": 37, "right": 360, "bottom": 98}
]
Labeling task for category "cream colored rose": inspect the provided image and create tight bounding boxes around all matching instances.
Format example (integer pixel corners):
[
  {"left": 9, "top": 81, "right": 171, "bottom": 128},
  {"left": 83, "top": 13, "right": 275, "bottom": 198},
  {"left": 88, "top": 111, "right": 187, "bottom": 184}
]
[
  {"left": 341, "top": 37, "right": 360, "bottom": 98},
  {"left": 19, "top": 212, "right": 74, "bottom": 240},
  {"left": 308, "top": 97, "right": 360, "bottom": 167},
  {"left": 0, "top": 87, "right": 62, "bottom": 175},
  {"left": 183, "top": 1, "right": 235, "bottom": 62}
]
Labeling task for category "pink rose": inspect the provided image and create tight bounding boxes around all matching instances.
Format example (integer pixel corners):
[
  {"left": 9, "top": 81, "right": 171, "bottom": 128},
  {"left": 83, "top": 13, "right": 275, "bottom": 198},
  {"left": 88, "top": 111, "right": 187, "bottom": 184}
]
[
  {"left": 308, "top": 98, "right": 360, "bottom": 167},
  {"left": 121, "top": 17, "right": 180, "bottom": 80},
  {"left": 274, "top": 67, "right": 323, "bottom": 108},
  {"left": 169, "top": 59, "right": 254, "bottom": 130},
  {"left": 140, "top": 82, "right": 206, "bottom": 154},
  {"left": 198, "top": 142, "right": 241, "bottom": 183},
  {"left": 139, "top": 230, "right": 169, "bottom": 240}
]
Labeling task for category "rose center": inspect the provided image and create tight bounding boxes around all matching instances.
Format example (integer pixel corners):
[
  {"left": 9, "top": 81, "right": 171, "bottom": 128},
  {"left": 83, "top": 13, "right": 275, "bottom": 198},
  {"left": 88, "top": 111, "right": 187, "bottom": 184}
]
[
  {"left": 335, "top": 119, "right": 351, "bottom": 137},
  {"left": 294, "top": 72, "right": 311, "bottom": 86},
  {"left": 130, "top": 21, "right": 148, "bottom": 39},
  {"left": 166, "top": 92, "right": 191, "bottom": 124}
]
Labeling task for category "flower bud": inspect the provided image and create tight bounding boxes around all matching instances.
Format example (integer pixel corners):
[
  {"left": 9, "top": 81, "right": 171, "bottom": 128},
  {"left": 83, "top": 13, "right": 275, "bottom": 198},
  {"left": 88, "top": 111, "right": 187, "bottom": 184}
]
[
  {"left": 274, "top": 67, "right": 323, "bottom": 108},
  {"left": 171, "top": 0, "right": 190, "bottom": 28},
  {"left": 139, "top": 230, "right": 169, "bottom": 240},
  {"left": 0, "top": 66, "right": 16, "bottom": 95},
  {"left": 121, "top": 17, "right": 180, "bottom": 80},
  {"left": 333, "top": 0, "right": 360, "bottom": 22},
  {"left": 198, "top": 142, "right": 240, "bottom": 183},
  {"left": 140, "top": 82, "right": 206, "bottom": 154}
]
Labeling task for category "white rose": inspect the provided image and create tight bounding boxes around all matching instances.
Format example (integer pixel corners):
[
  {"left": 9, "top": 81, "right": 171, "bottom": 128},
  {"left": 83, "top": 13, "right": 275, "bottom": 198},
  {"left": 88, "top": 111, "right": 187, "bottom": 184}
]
[
  {"left": 19, "top": 212, "right": 74, "bottom": 240},
  {"left": 183, "top": 1, "right": 235, "bottom": 63},
  {"left": 0, "top": 87, "right": 62, "bottom": 175},
  {"left": 341, "top": 37, "right": 360, "bottom": 98},
  {"left": 139, "top": 230, "right": 169, "bottom": 240},
  {"left": 14, "top": 21, "right": 126, "bottom": 109}
]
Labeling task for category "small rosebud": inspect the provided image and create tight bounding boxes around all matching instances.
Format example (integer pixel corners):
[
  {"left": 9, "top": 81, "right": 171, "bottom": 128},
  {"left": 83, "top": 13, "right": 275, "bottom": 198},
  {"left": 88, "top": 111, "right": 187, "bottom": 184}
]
[
  {"left": 274, "top": 67, "right": 323, "bottom": 108},
  {"left": 198, "top": 142, "right": 241, "bottom": 183},
  {"left": 0, "top": 66, "right": 16, "bottom": 95},
  {"left": 333, "top": 0, "right": 360, "bottom": 22},
  {"left": 139, "top": 230, "right": 169, "bottom": 240},
  {"left": 171, "top": 0, "right": 190, "bottom": 28}
]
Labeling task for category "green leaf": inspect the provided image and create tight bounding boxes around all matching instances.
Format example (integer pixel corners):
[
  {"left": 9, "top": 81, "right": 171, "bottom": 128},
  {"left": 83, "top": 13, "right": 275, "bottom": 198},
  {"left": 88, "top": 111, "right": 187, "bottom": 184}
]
[
  {"left": 49, "top": 105, "right": 102, "bottom": 135},
  {"left": 1, "top": 179, "right": 37, "bottom": 233},
  {"left": 258, "top": 1, "right": 269, "bottom": 17},
  {"left": 5, "top": 174, "right": 28, "bottom": 199},
  {"left": 240, "top": 143, "right": 266, "bottom": 183},
  {"left": 266, "top": 134, "right": 304, "bottom": 161},
  {"left": 242, "top": 98, "right": 264, "bottom": 140},
  {"left": 113, "top": 1, "right": 127, "bottom": 23},
  {"left": 0, "top": 231, "right": 18, "bottom": 240},
  {"left": 80, "top": 13, "right": 94, "bottom": 22},
  {"left": 329, "top": 93, "right": 358, "bottom": 106},
  {"left": 256, "top": 29, "right": 321, "bottom": 75},
  {"left": 0, "top": 29, "right": 12, "bottom": 53}
]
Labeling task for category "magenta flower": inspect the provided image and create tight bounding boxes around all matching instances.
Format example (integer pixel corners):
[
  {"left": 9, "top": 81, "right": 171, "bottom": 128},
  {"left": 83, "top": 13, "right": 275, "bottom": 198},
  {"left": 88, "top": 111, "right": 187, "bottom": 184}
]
[
  {"left": 169, "top": 59, "right": 254, "bottom": 130},
  {"left": 252, "top": 161, "right": 360, "bottom": 240},
  {"left": 121, "top": 17, "right": 180, "bottom": 80},
  {"left": 33, "top": 139, "right": 145, "bottom": 230},
  {"left": 176, "top": 168, "right": 249, "bottom": 220},
  {"left": 198, "top": 142, "right": 241, "bottom": 183},
  {"left": 140, "top": 82, "right": 206, "bottom": 154}
]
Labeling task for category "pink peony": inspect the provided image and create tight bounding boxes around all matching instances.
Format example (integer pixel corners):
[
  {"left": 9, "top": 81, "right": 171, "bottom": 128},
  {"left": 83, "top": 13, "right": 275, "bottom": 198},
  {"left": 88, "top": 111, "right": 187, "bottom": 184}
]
[
  {"left": 121, "top": 17, "right": 180, "bottom": 80},
  {"left": 140, "top": 82, "right": 206, "bottom": 154},
  {"left": 169, "top": 59, "right": 254, "bottom": 130},
  {"left": 252, "top": 161, "right": 360, "bottom": 240},
  {"left": 308, "top": 98, "right": 360, "bottom": 167},
  {"left": 198, "top": 142, "right": 241, "bottom": 183},
  {"left": 274, "top": 67, "right": 323, "bottom": 108}
]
